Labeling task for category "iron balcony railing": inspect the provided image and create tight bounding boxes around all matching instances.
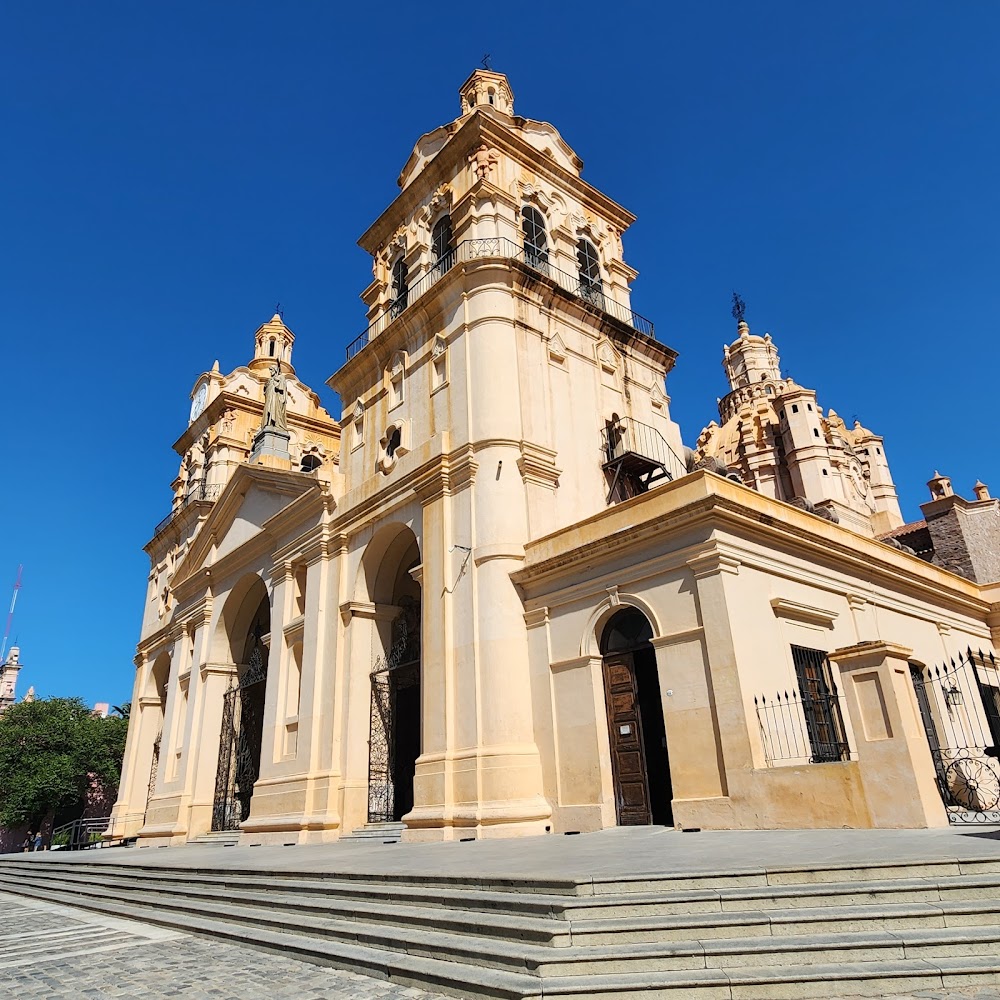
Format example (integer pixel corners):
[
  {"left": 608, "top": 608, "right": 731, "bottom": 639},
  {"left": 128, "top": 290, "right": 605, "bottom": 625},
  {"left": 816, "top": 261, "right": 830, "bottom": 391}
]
[
  {"left": 346, "top": 237, "right": 655, "bottom": 362},
  {"left": 153, "top": 482, "right": 224, "bottom": 538},
  {"left": 600, "top": 417, "right": 688, "bottom": 482}
]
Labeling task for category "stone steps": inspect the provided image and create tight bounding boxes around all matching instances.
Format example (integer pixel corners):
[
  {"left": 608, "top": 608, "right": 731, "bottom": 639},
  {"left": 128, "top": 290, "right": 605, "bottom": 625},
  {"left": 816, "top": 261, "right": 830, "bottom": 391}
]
[
  {"left": 187, "top": 831, "right": 241, "bottom": 847},
  {"left": 341, "top": 823, "right": 406, "bottom": 842},
  {"left": 3, "top": 854, "right": 1000, "bottom": 998}
]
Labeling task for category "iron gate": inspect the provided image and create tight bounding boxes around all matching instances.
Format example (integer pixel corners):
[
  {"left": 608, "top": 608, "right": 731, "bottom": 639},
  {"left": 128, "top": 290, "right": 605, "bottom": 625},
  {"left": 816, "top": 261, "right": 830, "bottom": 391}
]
[
  {"left": 911, "top": 648, "right": 1000, "bottom": 823},
  {"left": 367, "top": 597, "right": 420, "bottom": 824},
  {"left": 211, "top": 642, "right": 267, "bottom": 832},
  {"left": 145, "top": 730, "right": 161, "bottom": 818}
]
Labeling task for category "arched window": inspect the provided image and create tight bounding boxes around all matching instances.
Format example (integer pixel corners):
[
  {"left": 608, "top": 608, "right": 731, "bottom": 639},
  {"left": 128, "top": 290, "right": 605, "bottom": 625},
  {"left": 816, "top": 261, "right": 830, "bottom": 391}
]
[
  {"left": 521, "top": 206, "right": 549, "bottom": 271},
  {"left": 390, "top": 258, "right": 408, "bottom": 318},
  {"left": 268, "top": 338, "right": 276, "bottom": 357},
  {"left": 386, "top": 426, "right": 402, "bottom": 459},
  {"left": 432, "top": 215, "right": 453, "bottom": 274},
  {"left": 600, "top": 607, "right": 654, "bottom": 655},
  {"left": 577, "top": 239, "right": 604, "bottom": 306},
  {"left": 300, "top": 454, "right": 322, "bottom": 473}
]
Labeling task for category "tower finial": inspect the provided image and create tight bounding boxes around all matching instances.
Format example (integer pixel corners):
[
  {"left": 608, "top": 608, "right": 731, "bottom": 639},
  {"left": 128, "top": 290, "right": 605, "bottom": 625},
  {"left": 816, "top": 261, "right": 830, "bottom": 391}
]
[
  {"left": 731, "top": 291, "right": 746, "bottom": 325},
  {"left": 481, "top": 52, "right": 492, "bottom": 70}
]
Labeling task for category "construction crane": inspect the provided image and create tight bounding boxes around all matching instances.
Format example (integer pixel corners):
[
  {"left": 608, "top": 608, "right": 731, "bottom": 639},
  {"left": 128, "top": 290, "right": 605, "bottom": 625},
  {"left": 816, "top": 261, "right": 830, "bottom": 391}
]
[{"left": 1, "top": 565, "right": 22, "bottom": 664}]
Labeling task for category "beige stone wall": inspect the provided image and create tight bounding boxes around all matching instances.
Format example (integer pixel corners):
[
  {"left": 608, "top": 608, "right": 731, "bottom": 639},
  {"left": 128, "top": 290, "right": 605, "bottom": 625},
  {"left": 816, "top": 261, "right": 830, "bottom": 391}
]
[{"left": 514, "top": 472, "right": 995, "bottom": 833}]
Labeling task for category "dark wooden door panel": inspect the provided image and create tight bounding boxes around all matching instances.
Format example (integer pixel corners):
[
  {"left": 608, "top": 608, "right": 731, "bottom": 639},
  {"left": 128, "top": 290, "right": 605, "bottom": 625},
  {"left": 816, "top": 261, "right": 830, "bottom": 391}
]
[{"left": 603, "top": 654, "right": 651, "bottom": 825}]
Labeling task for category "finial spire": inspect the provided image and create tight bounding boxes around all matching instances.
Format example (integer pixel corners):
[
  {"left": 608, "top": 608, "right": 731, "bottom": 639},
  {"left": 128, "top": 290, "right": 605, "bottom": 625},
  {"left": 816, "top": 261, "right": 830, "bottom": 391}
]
[{"left": 731, "top": 291, "right": 747, "bottom": 325}]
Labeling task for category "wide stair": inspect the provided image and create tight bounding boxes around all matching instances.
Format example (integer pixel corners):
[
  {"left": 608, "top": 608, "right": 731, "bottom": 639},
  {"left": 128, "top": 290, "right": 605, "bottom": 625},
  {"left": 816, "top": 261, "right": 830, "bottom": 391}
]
[{"left": 2, "top": 853, "right": 1000, "bottom": 998}]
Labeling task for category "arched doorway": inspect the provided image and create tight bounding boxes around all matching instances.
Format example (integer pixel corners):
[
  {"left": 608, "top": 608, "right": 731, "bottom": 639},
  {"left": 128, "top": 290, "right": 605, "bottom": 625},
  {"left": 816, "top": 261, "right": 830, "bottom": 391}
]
[
  {"left": 212, "top": 582, "right": 270, "bottom": 832},
  {"left": 363, "top": 525, "right": 421, "bottom": 825},
  {"left": 600, "top": 607, "right": 673, "bottom": 826}
]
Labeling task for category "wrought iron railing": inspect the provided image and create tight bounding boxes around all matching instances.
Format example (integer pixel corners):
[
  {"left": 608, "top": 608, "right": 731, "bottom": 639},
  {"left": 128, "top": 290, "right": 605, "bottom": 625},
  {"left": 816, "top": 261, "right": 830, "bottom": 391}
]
[
  {"left": 755, "top": 687, "right": 853, "bottom": 765},
  {"left": 911, "top": 649, "right": 1000, "bottom": 822},
  {"left": 346, "top": 237, "right": 655, "bottom": 362},
  {"left": 600, "top": 417, "right": 688, "bottom": 482},
  {"left": 153, "top": 482, "right": 224, "bottom": 538}
]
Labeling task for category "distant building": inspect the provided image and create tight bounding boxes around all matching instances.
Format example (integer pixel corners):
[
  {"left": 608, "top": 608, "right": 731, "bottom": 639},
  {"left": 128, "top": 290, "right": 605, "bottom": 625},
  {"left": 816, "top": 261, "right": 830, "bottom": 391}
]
[{"left": 0, "top": 648, "right": 23, "bottom": 714}]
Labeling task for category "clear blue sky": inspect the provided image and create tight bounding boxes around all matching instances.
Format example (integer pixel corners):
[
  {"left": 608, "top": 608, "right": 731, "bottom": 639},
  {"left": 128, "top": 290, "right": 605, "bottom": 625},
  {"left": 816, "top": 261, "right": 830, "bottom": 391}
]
[{"left": 3, "top": 3, "right": 997, "bottom": 705}]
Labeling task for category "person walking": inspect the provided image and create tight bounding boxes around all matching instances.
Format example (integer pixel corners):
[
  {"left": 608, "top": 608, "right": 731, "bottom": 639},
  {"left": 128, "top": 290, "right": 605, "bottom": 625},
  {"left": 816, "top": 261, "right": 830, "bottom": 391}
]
[
  {"left": 22, "top": 831, "right": 33, "bottom": 853},
  {"left": 32, "top": 831, "right": 43, "bottom": 852}
]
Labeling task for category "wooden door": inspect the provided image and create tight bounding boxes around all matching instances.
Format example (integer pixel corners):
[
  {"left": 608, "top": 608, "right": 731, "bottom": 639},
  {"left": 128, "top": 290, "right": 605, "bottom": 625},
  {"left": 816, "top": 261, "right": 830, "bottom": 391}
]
[{"left": 603, "top": 654, "right": 652, "bottom": 825}]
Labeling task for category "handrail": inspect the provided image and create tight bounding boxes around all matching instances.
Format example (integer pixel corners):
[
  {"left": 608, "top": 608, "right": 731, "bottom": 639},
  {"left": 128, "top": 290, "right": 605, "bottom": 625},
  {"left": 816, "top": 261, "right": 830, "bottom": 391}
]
[
  {"left": 152, "top": 482, "right": 224, "bottom": 538},
  {"left": 347, "top": 236, "right": 655, "bottom": 362},
  {"left": 51, "top": 816, "right": 112, "bottom": 851},
  {"left": 601, "top": 417, "right": 687, "bottom": 482}
]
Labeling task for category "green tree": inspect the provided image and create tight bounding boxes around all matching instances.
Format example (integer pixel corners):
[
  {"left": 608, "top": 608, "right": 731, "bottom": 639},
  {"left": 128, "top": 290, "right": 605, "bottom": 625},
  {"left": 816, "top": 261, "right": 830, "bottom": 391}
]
[{"left": 0, "top": 697, "right": 129, "bottom": 830}]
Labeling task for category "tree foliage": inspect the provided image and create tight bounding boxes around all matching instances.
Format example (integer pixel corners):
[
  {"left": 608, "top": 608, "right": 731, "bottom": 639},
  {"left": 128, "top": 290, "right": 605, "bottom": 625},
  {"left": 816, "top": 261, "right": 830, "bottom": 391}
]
[{"left": 0, "top": 697, "right": 129, "bottom": 829}]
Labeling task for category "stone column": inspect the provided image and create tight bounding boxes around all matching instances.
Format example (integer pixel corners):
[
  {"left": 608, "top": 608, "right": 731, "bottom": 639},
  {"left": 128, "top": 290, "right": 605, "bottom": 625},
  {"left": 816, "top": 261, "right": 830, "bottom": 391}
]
[
  {"left": 107, "top": 660, "right": 154, "bottom": 839},
  {"left": 829, "top": 640, "right": 949, "bottom": 829}
]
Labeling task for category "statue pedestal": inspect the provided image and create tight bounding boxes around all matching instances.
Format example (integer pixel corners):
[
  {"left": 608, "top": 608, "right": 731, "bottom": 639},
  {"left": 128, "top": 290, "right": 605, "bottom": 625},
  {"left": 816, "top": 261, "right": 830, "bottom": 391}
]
[{"left": 250, "top": 427, "right": 291, "bottom": 469}]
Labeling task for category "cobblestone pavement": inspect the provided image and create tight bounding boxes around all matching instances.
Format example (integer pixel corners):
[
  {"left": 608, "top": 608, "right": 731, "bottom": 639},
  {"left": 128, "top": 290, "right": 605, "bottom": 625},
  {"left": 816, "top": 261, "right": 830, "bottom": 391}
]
[{"left": 0, "top": 894, "right": 451, "bottom": 999}]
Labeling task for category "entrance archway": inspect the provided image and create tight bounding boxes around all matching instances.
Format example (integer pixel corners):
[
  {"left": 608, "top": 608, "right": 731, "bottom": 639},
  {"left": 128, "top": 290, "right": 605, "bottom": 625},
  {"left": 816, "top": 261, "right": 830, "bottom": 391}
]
[
  {"left": 362, "top": 525, "right": 421, "bottom": 825},
  {"left": 212, "top": 578, "right": 270, "bottom": 832},
  {"left": 600, "top": 607, "right": 673, "bottom": 826}
]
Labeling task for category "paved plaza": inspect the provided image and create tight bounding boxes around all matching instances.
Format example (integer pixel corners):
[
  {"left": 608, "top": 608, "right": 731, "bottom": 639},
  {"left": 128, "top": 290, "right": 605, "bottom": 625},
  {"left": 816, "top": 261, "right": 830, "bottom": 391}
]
[
  {"left": 0, "top": 895, "right": 451, "bottom": 999},
  {"left": 15, "top": 823, "right": 1000, "bottom": 881}
]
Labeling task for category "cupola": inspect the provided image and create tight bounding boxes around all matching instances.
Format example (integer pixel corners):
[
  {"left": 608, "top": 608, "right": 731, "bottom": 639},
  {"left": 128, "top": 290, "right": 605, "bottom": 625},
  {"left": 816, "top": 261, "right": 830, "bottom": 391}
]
[
  {"left": 458, "top": 69, "right": 515, "bottom": 117},
  {"left": 250, "top": 313, "right": 296, "bottom": 376}
]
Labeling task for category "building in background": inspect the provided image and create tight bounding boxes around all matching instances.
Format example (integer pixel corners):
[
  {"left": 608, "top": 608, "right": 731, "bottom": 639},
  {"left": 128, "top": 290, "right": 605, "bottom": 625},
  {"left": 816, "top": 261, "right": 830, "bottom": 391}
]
[
  {"left": 110, "top": 71, "right": 1000, "bottom": 848},
  {"left": 0, "top": 648, "right": 22, "bottom": 714}
]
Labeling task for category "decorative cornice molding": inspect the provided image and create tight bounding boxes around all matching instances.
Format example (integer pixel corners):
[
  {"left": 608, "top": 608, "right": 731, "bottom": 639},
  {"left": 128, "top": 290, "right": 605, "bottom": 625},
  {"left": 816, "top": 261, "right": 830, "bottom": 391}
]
[
  {"left": 523, "top": 607, "right": 549, "bottom": 629},
  {"left": 770, "top": 597, "right": 838, "bottom": 629},
  {"left": 650, "top": 626, "right": 705, "bottom": 649},
  {"left": 686, "top": 550, "right": 742, "bottom": 579}
]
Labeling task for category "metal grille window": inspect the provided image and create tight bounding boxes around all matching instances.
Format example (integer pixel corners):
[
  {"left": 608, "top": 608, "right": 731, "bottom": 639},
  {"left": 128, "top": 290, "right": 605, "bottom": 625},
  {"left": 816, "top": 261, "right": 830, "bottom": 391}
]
[
  {"left": 390, "top": 258, "right": 408, "bottom": 318},
  {"left": 432, "top": 215, "right": 453, "bottom": 270},
  {"left": 791, "top": 645, "right": 850, "bottom": 763},
  {"left": 577, "top": 238, "right": 604, "bottom": 306},
  {"left": 521, "top": 206, "right": 549, "bottom": 270}
]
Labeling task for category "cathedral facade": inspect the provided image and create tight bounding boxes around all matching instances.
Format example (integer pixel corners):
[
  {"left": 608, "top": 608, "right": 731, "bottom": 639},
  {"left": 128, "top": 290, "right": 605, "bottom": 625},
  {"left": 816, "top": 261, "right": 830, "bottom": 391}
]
[{"left": 111, "top": 71, "right": 1000, "bottom": 845}]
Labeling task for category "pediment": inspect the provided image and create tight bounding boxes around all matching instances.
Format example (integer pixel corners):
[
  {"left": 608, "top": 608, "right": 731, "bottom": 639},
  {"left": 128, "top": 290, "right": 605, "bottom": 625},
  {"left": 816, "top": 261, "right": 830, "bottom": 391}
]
[{"left": 172, "top": 463, "right": 319, "bottom": 588}]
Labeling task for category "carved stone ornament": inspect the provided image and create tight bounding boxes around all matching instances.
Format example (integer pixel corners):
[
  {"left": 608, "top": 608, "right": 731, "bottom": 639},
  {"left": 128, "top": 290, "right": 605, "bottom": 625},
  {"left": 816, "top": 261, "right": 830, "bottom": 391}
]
[
  {"left": 353, "top": 399, "right": 365, "bottom": 423},
  {"left": 428, "top": 185, "right": 452, "bottom": 215},
  {"left": 469, "top": 144, "right": 499, "bottom": 182},
  {"left": 388, "top": 229, "right": 407, "bottom": 256},
  {"left": 432, "top": 335, "right": 447, "bottom": 359}
]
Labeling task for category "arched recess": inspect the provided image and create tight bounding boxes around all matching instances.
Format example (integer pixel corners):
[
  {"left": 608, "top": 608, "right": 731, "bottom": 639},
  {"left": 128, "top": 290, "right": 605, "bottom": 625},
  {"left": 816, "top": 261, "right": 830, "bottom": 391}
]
[
  {"left": 581, "top": 593, "right": 663, "bottom": 659},
  {"left": 211, "top": 574, "right": 271, "bottom": 832},
  {"left": 143, "top": 651, "right": 171, "bottom": 818},
  {"left": 357, "top": 523, "right": 422, "bottom": 825},
  {"left": 598, "top": 606, "right": 673, "bottom": 828}
]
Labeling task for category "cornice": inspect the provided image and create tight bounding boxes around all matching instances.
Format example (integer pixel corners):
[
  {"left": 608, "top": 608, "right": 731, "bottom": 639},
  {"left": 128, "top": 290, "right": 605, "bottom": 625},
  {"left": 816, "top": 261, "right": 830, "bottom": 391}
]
[{"left": 513, "top": 472, "right": 990, "bottom": 620}]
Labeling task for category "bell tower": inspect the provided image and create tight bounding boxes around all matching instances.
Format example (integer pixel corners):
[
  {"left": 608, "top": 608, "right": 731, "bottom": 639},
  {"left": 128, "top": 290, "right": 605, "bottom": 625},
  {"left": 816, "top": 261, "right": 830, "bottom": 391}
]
[
  {"left": 0, "top": 647, "right": 23, "bottom": 713},
  {"left": 328, "top": 71, "right": 684, "bottom": 841}
]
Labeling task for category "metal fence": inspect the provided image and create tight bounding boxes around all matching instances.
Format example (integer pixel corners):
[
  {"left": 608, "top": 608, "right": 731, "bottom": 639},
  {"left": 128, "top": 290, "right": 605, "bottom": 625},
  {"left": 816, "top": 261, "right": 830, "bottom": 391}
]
[
  {"left": 153, "top": 481, "right": 224, "bottom": 538},
  {"left": 755, "top": 687, "right": 853, "bottom": 766},
  {"left": 346, "top": 236, "right": 656, "bottom": 362}
]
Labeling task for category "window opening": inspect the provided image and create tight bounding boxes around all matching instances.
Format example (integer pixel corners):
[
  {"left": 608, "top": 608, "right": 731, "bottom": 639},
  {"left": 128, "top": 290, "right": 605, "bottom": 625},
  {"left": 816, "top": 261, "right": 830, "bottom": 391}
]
[
  {"left": 576, "top": 239, "right": 604, "bottom": 307},
  {"left": 269, "top": 339, "right": 276, "bottom": 357},
  {"left": 791, "top": 645, "right": 849, "bottom": 762},
  {"left": 521, "top": 206, "right": 549, "bottom": 272},
  {"left": 386, "top": 426, "right": 402, "bottom": 459},
  {"left": 300, "top": 454, "right": 321, "bottom": 473},
  {"left": 390, "top": 258, "right": 408, "bottom": 318},
  {"left": 432, "top": 215, "right": 454, "bottom": 275}
]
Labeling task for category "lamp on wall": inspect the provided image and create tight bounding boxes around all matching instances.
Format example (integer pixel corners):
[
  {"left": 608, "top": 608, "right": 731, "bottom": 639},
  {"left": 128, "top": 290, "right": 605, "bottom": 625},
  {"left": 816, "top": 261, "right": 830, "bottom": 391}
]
[{"left": 944, "top": 683, "right": 963, "bottom": 708}]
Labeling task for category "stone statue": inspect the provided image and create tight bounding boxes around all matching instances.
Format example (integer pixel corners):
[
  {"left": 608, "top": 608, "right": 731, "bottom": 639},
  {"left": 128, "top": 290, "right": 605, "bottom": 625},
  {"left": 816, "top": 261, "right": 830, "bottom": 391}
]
[
  {"left": 262, "top": 363, "right": 288, "bottom": 431},
  {"left": 469, "top": 144, "right": 499, "bottom": 182}
]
